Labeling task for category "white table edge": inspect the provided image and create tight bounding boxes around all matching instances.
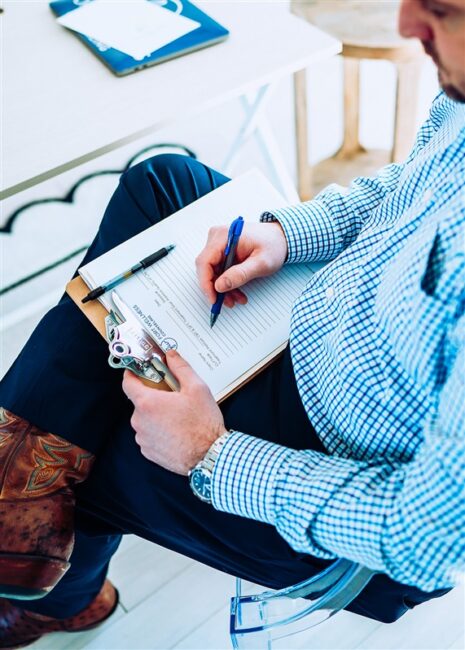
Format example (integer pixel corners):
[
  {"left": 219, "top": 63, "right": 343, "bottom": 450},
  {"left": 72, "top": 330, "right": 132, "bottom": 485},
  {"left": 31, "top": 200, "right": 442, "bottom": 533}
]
[{"left": 1, "top": 40, "right": 341, "bottom": 200}]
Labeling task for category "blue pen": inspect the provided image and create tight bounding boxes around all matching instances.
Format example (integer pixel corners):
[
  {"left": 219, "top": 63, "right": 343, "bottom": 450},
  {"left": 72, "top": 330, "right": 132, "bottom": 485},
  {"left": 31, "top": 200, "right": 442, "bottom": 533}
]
[{"left": 210, "top": 216, "right": 244, "bottom": 328}]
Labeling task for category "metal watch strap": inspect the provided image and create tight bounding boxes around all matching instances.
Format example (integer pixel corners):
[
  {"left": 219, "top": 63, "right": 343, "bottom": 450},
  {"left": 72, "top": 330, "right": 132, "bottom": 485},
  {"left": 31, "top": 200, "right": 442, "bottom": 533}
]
[
  {"left": 201, "top": 430, "right": 235, "bottom": 473},
  {"left": 189, "top": 430, "right": 237, "bottom": 504}
]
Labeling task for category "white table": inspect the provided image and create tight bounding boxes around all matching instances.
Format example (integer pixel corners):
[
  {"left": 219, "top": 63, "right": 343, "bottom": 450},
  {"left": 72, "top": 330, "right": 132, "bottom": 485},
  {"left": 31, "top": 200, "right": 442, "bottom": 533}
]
[{"left": 1, "top": 1, "right": 340, "bottom": 201}]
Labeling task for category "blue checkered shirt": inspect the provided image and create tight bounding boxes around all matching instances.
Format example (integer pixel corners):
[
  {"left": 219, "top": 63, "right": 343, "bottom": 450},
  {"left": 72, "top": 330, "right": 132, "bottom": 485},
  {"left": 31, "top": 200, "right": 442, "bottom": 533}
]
[{"left": 211, "top": 92, "right": 465, "bottom": 592}]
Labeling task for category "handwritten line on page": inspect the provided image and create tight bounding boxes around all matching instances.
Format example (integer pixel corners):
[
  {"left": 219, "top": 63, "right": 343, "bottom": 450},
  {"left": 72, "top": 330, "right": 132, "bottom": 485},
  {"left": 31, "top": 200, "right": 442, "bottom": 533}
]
[
  {"left": 79, "top": 170, "right": 315, "bottom": 401},
  {"left": 56, "top": 0, "right": 201, "bottom": 61}
]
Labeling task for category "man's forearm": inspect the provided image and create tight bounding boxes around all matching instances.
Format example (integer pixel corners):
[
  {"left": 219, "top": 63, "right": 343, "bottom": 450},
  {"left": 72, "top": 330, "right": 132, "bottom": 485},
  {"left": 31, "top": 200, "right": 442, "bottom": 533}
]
[{"left": 211, "top": 423, "right": 464, "bottom": 593}]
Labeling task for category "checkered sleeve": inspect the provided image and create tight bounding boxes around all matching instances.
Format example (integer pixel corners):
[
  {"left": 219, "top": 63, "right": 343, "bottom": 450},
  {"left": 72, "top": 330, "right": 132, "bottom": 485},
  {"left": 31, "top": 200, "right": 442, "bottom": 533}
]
[
  {"left": 261, "top": 92, "right": 446, "bottom": 264},
  {"left": 212, "top": 314, "right": 465, "bottom": 591},
  {"left": 211, "top": 431, "right": 294, "bottom": 523}
]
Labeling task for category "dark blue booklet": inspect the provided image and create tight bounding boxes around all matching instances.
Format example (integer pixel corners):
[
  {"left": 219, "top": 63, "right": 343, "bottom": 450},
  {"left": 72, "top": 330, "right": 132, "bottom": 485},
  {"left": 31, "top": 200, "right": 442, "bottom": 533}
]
[{"left": 50, "top": 0, "right": 229, "bottom": 76}]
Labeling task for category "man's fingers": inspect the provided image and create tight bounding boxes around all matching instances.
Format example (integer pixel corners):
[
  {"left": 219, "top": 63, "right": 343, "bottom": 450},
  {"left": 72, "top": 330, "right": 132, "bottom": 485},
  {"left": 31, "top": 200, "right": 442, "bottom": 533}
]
[
  {"left": 231, "top": 288, "right": 247, "bottom": 304},
  {"left": 123, "top": 370, "right": 172, "bottom": 418},
  {"left": 123, "top": 353, "right": 205, "bottom": 401},
  {"left": 196, "top": 258, "right": 217, "bottom": 304},
  {"left": 223, "top": 289, "right": 247, "bottom": 308},
  {"left": 196, "top": 246, "right": 224, "bottom": 304},
  {"left": 122, "top": 370, "right": 149, "bottom": 404},
  {"left": 165, "top": 350, "right": 204, "bottom": 391},
  {"left": 215, "top": 256, "right": 263, "bottom": 292}
]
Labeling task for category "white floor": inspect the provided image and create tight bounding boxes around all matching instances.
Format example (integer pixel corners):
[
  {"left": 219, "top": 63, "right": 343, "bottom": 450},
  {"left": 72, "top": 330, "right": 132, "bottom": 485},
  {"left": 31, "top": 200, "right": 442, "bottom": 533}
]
[
  {"left": 28, "top": 534, "right": 465, "bottom": 650},
  {"left": 2, "top": 29, "right": 464, "bottom": 650}
]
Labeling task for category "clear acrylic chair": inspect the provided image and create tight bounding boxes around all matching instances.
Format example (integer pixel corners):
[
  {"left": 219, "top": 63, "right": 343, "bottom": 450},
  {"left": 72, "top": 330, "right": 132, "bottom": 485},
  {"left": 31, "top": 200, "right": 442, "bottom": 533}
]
[{"left": 230, "top": 559, "right": 376, "bottom": 649}]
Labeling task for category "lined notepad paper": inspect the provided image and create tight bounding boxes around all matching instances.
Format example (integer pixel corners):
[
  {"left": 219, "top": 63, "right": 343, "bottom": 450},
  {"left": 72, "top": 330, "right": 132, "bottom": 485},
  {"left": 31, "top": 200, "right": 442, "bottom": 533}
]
[{"left": 79, "top": 170, "right": 315, "bottom": 401}]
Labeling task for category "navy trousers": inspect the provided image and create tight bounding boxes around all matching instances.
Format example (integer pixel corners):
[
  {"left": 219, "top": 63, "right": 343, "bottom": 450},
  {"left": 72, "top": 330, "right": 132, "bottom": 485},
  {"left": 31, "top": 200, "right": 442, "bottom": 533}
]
[{"left": 0, "top": 155, "right": 448, "bottom": 624}]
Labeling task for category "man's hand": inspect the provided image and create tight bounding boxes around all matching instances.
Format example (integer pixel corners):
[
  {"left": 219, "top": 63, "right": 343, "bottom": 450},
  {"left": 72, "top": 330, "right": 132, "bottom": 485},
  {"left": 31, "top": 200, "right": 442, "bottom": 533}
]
[
  {"left": 122, "top": 350, "right": 227, "bottom": 475},
  {"left": 195, "top": 221, "right": 288, "bottom": 308}
]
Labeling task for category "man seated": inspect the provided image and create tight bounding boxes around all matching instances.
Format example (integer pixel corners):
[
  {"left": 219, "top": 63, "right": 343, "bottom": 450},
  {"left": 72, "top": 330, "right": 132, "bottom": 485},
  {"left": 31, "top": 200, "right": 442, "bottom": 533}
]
[{"left": 0, "top": 0, "right": 464, "bottom": 647}]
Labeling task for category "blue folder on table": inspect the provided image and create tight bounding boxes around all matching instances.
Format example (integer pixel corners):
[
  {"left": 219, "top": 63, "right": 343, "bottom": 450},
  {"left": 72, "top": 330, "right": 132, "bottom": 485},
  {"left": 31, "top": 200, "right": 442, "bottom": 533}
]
[{"left": 50, "top": 0, "right": 229, "bottom": 77}]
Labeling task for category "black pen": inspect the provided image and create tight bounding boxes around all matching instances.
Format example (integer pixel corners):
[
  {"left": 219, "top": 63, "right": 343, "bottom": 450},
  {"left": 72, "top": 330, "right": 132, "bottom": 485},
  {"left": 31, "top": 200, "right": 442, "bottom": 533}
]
[{"left": 82, "top": 244, "right": 175, "bottom": 303}]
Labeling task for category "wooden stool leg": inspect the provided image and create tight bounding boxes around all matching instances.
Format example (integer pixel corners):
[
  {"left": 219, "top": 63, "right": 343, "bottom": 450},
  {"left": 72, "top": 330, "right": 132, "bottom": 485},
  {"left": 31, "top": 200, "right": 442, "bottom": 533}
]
[
  {"left": 336, "top": 56, "right": 364, "bottom": 160},
  {"left": 294, "top": 68, "right": 313, "bottom": 201},
  {"left": 392, "top": 59, "right": 423, "bottom": 163}
]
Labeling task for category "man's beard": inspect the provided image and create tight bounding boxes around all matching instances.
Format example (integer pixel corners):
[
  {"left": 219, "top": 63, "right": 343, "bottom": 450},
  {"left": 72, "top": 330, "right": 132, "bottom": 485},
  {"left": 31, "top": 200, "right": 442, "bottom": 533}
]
[
  {"left": 422, "top": 40, "right": 465, "bottom": 104},
  {"left": 440, "top": 76, "right": 465, "bottom": 103}
]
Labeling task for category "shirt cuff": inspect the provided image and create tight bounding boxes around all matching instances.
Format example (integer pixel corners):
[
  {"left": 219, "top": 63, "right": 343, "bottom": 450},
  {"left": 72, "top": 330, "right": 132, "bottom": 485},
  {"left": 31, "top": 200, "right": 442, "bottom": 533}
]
[
  {"left": 211, "top": 430, "right": 295, "bottom": 524},
  {"left": 261, "top": 200, "right": 342, "bottom": 264}
]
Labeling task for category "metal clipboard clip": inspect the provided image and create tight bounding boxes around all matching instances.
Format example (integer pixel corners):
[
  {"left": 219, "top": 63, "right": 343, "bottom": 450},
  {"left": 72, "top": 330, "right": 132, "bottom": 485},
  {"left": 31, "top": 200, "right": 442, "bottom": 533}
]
[{"left": 104, "top": 292, "right": 180, "bottom": 391}]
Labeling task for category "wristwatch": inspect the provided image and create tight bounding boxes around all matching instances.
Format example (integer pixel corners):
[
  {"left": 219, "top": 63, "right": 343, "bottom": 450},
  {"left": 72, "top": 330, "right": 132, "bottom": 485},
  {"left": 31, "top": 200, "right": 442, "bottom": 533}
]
[{"left": 188, "top": 431, "right": 234, "bottom": 504}]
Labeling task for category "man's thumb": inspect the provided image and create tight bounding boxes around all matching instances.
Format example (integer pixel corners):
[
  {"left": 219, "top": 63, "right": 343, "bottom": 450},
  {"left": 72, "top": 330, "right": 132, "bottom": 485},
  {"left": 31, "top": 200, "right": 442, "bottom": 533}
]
[
  {"left": 164, "top": 349, "right": 197, "bottom": 388},
  {"left": 215, "top": 258, "right": 261, "bottom": 292}
]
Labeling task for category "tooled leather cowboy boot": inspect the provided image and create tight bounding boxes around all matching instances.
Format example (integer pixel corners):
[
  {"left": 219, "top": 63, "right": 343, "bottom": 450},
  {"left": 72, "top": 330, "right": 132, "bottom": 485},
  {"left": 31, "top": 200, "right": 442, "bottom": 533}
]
[
  {"left": 0, "top": 408, "right": 94, "bottom": 600},
  {"left": 0, "top": 579, "right": 118, "bottom": 649}
]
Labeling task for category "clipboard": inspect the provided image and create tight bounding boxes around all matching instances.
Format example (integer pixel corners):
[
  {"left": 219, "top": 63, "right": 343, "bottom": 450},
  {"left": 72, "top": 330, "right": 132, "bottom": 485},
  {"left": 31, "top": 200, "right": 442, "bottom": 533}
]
[
  {"left": 64, "top": 171, "right": 309, "bottom": 403},
  {"left": 66, "top": 275, "right": 172, "bottom": 392},
  {"left": 66, "top": 275, "right": 108, "bottom": 339},
  {"left": 65, "top": 275, "right": 286, "bottom": 402}
]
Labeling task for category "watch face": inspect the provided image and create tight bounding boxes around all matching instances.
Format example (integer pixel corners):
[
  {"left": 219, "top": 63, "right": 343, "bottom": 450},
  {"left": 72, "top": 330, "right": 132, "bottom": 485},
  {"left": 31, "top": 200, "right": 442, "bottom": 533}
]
[{"left": 190, "top": 469, "right": 212, "bottom": 502}]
